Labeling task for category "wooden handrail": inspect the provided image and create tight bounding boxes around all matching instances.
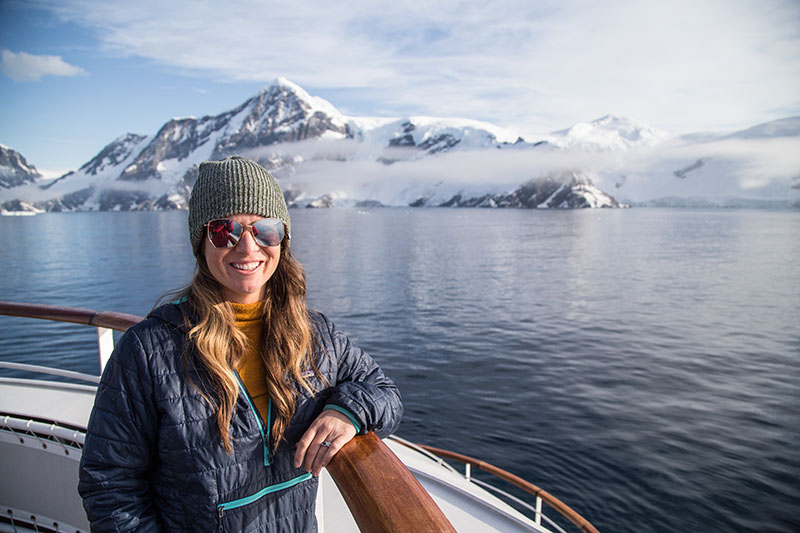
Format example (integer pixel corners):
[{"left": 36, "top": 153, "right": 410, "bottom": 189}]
[
  {"left": 411, "top": 443, "right": 599, "bottom": 533},
  {"left": 0, "top": 301, "right": 142, "bottom": 332},
  {"left": 327, "top": 432, "right": 456, "bottom": 533}
]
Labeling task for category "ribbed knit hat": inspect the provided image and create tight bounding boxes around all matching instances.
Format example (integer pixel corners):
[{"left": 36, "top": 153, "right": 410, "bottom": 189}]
[{"left": 188, "top": 156, "right": 291, "bottom": 255}]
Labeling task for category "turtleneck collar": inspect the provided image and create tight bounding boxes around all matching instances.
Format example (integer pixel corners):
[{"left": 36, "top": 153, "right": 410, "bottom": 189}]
[{"left": 230, "top": 301, "right": 264, "bottom": 323}]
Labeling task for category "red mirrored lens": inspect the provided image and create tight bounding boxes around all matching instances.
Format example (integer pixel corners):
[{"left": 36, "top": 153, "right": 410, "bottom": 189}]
[{"left": 208, "top": 219, "right": 239, "bottom": 248}]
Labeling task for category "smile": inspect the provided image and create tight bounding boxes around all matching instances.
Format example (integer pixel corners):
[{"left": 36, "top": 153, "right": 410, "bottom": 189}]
[{"left": 230, "top": 261, "right": 263, "bottom": 272}]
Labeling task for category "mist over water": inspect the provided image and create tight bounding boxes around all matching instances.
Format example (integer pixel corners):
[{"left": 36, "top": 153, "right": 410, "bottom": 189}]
[{"left": 1, "top": 208, "right": 798, "bottom": 532}]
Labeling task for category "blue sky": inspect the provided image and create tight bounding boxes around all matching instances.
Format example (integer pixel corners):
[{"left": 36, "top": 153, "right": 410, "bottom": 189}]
[{"left": 1, "top": 0, "right": 799, "bottom": 175}]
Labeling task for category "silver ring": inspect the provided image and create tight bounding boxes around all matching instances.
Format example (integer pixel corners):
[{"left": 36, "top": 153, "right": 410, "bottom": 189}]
[{"left": 320, "top": 441, "right": 332, "bottom": 447}]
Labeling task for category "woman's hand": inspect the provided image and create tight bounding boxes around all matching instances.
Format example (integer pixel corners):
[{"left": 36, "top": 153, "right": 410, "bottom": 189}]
[{"left": 294, "top": 409, "right": 357, "bottom": 476}]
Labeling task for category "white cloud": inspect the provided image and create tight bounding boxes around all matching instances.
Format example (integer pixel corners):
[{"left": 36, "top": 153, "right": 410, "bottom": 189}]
[
  {"left": 239, "top": 133, "right": 800, "bottom": 204},
  {"left": 1, "top": 49, "right": 87, "bottom": 82},
  {"left": 28, "top": 0, "right": 800, "bottom": 132}
]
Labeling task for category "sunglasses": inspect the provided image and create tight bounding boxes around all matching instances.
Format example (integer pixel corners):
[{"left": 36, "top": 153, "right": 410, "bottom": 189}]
[{"left": 206, "top": 218, "right": 285, "bottom": 249}]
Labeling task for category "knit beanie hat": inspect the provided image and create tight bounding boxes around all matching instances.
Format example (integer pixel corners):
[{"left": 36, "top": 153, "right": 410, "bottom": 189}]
[{"left": 188, "top": 156, "right": 291, "bottom": 255}]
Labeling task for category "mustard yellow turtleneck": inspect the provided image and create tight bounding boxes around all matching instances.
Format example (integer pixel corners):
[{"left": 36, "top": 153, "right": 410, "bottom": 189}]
[{"left": 231, "top": 301, "right": 270, "bottom": 421}]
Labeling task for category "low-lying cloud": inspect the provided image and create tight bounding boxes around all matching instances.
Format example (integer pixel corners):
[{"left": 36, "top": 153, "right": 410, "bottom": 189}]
[
  {"left": 243, "top": 135, "right": 800, "bottom": 204},
  {"left": 4, "top": 132, "right": 797, "bottom": 208}
]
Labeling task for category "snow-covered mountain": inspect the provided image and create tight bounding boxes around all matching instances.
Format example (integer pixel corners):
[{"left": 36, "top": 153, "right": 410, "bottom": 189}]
[
  {"left": 418, "top": 170, "right": 623, "bottom": 209},
  {"left": 586, "top": 115, "right": 800, "bottom": 207},
  {"left": 549, "top": 115, "right": 672, "bottom": 151},
  {"left": 0, "top": 144, "right": 42, "bottom": 189},
  {"left": 1, "top": 78, "right": 798, "bottom": 212},
  {"left": 720, "top": 116, "right": 800, "bottom": 140},
  {"left": 1, "top": 78, "right": 616, "bottom": 211}
]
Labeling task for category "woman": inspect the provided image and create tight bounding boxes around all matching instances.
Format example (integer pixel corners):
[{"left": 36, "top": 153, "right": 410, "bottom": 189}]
[{"left": 79, "top": 156, "right": 403, "bottom": 532}]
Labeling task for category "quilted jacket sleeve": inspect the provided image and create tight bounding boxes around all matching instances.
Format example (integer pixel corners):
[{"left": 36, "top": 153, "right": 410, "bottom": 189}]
[
  {"left": 316, "top": 313, "right": 403, "bottom": 438},
  {"left": 78, "top": 326, "right": 162, "bottom": 532}
]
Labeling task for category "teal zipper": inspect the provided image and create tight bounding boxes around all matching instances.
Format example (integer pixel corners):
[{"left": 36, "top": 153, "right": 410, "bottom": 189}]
[
  {"left": 232, "top": 370, "right": 271, "bottom": 466},
  {"left": 217, "top": 472, "right": 313, "bottom": 518}
]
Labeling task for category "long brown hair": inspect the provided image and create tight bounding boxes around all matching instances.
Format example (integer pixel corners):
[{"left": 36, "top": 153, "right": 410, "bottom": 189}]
[{"left": 178, "top": 239, "right": 321, "bottom": 452}]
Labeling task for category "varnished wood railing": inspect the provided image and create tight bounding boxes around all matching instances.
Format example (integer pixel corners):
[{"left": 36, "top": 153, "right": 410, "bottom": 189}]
[
  {"left": 0, "top": 301, "right": 143, "bottom": 370},
  {"left": 0, "top": 301, "right": 142, "bottom": 332},
  {"left": 327, "top": 432, "right": 456, "bottom": 532}
]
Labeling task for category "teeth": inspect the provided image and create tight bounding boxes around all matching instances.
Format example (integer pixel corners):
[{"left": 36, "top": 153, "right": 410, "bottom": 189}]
[{"left": 232, "top": 262, "right": 261, "bottom": 271}]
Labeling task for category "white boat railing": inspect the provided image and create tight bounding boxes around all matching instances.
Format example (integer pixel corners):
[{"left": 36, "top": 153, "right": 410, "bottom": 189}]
[
  {"left": 390, "top": 429, "right": 600, "bottom": 533},
  {"left": 392, "top": 434, "right": 569, "bottom": 533},
  {"left": 1, "top": 414, "right": 86, "bottom": 448},
  {"left": 469, "top": 476, "right": 569, "bottom": 533},
  {"left": 0, "top": 361, "right": 100, "bottom": 384}
]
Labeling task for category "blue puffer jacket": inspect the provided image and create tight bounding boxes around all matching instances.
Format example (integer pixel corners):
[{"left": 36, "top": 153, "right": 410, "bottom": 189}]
[{"left": 78, "top": 302, "right": 403, "bottom": 532}]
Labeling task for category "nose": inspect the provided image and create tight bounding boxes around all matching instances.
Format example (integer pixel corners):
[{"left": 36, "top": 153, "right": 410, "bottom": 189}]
[{"left": 235, "top": 227, "right": 261, "bottom": 253}]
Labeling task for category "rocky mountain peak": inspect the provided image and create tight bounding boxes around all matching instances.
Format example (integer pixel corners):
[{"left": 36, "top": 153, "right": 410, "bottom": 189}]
[
  {"left": 81, "top": 133, "right": 149, "bottom": 177},
  {"left": 219, "top": 80, "right": 349, "bottom": 151},
  {"left": 113, "top": 79, "right": 351, "bottom": 184},
  {"left": 0, "top": 144, "right": 42, "bottom": 189}
]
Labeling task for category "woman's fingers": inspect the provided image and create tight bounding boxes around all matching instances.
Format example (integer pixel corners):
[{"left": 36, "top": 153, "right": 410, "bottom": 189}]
[
  {"left": 293, "top": 427, "right": 315, "bottom": 469},
  {"left": 294, "top": 410, "right": 357, "bottom": 476},
  {"left": 306, "top": 434, "right": 341, "bottom": 476}
]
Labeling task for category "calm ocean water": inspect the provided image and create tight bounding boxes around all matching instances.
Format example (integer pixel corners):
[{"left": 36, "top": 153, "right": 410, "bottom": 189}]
[{"left": 0, "top": 208, "right": 798, "bottom": 532}]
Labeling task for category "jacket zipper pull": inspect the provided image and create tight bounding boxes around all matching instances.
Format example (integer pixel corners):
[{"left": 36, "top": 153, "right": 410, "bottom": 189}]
[{"left": 218, "top": 506, "right": 225, "bottom": 532}]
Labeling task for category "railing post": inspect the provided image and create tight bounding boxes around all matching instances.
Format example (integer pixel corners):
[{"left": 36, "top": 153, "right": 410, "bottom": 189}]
[
  {"left": 535, "top": 495, "right": 543, "bottom": 526},
  {"left": 97, "top": 327, "right": 114, "bottom": 372}
]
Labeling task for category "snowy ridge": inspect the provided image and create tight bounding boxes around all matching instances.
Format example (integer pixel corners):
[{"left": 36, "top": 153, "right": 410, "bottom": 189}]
[
  {"left": 401, "top": 170, "right": 622, "bottom": 209},
  {"left": 271, "top": 77, "right": 348, "bottom": 128},
  {"left": 81, "top": 133, "right": 150, "bottom": 179},
  {"left": 352, "top": 115, "right": 521, "bottom": 148},
  {"left": 1, "top": 79, "right": 798, "bottom": 212},
  {"left": 720, "top": 116, "right": 800, "bottom": 140},
  {"left": 549, "top": 115, "right": 672, "bottom": 151},
  {"left": 0, "top": 145, "right": 42, "bottom": 189}
]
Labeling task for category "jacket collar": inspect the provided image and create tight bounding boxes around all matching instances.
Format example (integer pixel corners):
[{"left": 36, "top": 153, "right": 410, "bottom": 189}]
[{"left": 148, "top": 300, "right": 194, "bottom": 331}]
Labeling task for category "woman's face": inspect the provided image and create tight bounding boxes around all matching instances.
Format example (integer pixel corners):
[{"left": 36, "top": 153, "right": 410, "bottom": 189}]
[{"left": 202, "top": 214, "right": 282, "bottom": 304}]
